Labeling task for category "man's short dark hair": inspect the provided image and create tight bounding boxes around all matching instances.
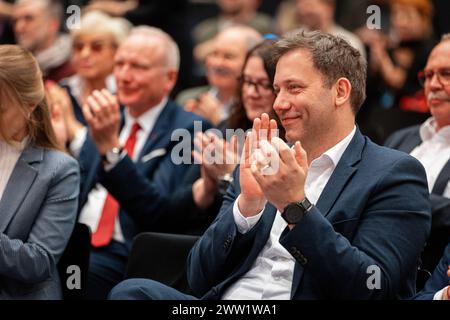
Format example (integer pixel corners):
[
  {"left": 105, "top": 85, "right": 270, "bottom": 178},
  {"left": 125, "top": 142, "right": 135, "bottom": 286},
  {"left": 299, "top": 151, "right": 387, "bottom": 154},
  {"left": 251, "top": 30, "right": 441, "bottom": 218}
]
[{"left": 272, "top": 30, "right": 367, "bottom": 114}]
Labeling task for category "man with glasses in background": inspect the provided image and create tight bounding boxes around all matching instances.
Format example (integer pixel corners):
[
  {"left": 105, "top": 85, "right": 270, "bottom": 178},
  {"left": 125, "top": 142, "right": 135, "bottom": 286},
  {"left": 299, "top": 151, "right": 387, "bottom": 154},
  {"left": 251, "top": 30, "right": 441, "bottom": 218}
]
[{"left": 385, "top": 34, "right": 450, "bottom": 276}]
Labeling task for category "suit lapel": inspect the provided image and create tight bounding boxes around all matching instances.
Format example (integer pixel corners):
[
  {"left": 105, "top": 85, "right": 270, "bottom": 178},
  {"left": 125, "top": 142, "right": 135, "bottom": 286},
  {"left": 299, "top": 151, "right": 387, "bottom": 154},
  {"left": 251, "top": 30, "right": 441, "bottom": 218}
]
[
  {"left": 136, "top": 101, "right": 174, "bottom": 168},
  {"left": 399, "top": 129, "right": 422, "bottom": 154},
  {"left": 0, "top": 144, "right": 42, "bottom": 233},
  {"left": 433, "top": 159, "right": 450, "bottom": 195},
  {"left": 316, "top": 129, "right": 365, "bottom": 218}
]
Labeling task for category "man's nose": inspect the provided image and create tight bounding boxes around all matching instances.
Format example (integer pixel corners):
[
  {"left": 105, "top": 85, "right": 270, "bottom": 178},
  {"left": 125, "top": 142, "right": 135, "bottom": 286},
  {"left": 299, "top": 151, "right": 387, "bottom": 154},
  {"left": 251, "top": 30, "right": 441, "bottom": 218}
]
[{"left": 273, "top": 94, "right": 291, "bottom": 111}]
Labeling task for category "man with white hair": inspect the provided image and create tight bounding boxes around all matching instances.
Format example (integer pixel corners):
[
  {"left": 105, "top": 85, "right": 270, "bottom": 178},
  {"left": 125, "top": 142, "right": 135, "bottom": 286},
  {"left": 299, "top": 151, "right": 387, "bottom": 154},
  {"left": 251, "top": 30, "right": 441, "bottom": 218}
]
[
  {"left": 74, "top": 26, "right": 209, "bottom": 299},
  {"left": 12, "top": 0, "right": 73, "bottom": 81},
  {"left": 177, "top": 25, "right": 262, "bottom": 131},
  {"left": 386, "top": 34, "right": 450, "bottom": 274}
]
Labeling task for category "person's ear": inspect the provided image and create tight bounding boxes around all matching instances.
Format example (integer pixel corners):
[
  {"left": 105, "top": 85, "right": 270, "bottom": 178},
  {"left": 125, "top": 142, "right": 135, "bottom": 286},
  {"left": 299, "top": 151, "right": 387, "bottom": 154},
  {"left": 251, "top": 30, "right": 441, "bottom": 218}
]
[
  {"left": 165, "top": 69, "right": 178, "bottom": 92},
  {"left": 334, "top": 77, "right": 352, "bottom": 109}
]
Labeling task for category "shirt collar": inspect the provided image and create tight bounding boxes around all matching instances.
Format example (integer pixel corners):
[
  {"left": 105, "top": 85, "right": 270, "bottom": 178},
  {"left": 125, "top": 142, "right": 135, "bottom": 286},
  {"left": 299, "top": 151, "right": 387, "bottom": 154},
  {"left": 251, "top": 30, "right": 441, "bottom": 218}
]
[
  {"left": 124, "top": 96, "right": 168, "bottom": 134},
  {"left": 65, "top": 74, "right": 117, "bottom": 104},
  {"left": 312, "top": 126, "right": 357, "bottom": 168},
  {"left": 208, "top": 87, "right": 234, "bottom": 121},
  {"left": 420, "top": 117, "right": 450, "bottom": 141}
]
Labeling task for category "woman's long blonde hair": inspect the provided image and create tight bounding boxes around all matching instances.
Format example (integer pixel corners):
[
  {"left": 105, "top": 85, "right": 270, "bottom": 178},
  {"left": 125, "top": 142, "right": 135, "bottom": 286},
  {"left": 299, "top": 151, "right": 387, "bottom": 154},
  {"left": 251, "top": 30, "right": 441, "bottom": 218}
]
[{"left": 0, "top": 45, "right": 60, "bottom": 150}]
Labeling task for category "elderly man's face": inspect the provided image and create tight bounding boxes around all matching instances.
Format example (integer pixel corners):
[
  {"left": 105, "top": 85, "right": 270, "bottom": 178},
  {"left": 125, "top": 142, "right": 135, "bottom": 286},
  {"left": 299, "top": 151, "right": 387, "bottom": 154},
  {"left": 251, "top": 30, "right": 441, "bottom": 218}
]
[
  {"left": 113, "top": 35, "right": 176, "bottom": 114},
  {"left": 12, "top": 2, "right": 55, "bottom": 52},
  {"left": 273, "top": 49, "right": 335, "bottom": 143},
  {"left": 205, "top": 30, "right": 248, "bottom": 94},
  {"left": 424, "top": 41, "right": 450, "bottom": 129}
]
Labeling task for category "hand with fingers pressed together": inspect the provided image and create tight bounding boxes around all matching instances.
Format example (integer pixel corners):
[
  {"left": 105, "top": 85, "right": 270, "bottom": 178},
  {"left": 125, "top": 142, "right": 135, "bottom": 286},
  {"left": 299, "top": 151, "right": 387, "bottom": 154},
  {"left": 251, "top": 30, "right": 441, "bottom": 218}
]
[
  {"left": 238, "top": 113, "right": 308, "bottom": 224},
  {"left": 82, "top": 89, "right": 121, "bottom": 155}
]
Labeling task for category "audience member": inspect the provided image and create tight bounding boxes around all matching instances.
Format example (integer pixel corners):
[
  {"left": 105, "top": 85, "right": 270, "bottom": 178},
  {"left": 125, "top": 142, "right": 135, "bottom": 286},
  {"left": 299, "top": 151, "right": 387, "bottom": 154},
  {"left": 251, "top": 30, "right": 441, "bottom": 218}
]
[
  {"left": 385, "top": 34, "right": 450, "bottom": 273},
  {"left": 0, "top": 45, "right": 79, "bottom": 299},
  {"left": 12, "top": 0, "right": 74, "bottom": 81},
  {"left": 60, "top": 10, "right": 131, "bottom": 127}
]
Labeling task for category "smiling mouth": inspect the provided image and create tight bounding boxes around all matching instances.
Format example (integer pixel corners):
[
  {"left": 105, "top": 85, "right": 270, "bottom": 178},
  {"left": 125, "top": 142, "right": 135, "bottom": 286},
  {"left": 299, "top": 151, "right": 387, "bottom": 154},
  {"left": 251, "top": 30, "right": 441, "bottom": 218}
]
[{"left": 281, "top": 116, "right": 301, "bottom": 125}]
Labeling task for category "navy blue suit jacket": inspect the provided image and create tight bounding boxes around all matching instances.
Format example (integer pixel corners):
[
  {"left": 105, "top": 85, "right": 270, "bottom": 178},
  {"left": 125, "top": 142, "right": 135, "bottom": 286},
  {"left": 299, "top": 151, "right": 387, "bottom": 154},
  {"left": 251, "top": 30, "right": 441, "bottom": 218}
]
[
  {"left": 78, "top": 100, "right": 209, "bottom": 248},
  {"left": 187, "top": 129, "right": 431, "bottom": 299},
  {"left": 385, "top": 125, "right": 450, "bottom": 271},
  {"left": 414, "top": 242, "right": 450, "bottom": 300}
]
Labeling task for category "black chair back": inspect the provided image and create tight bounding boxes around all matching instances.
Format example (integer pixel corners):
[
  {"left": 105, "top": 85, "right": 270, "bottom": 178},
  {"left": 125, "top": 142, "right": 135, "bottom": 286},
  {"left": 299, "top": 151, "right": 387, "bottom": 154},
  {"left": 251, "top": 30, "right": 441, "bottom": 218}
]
[{"left": 125, "top": 232, "right": 199, "bottom": 294}]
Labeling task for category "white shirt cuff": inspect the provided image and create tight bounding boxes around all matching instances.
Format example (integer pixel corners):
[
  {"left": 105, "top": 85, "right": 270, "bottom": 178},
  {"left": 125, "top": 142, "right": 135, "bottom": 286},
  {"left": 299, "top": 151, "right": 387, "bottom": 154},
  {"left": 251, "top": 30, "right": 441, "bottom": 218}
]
[
  {"left": 69, "top": 126, "right": 87, "bottom": 158},
  {"left": 232, "top": 195, "right": 265, "bottom": 234},
  {"left": 103, "top": 150, "right": 127, "bottom": 172},
  {"left": 433, "top": 288, "right": 445, "bottom": 300}
]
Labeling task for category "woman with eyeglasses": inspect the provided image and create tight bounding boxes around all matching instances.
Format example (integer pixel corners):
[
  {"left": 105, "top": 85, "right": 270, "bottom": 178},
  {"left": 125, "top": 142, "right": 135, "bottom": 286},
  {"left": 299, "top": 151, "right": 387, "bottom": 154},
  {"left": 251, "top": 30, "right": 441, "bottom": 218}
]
[
  {"left": 0, "top": 45, "right": 79, "bottom": 299},
  {"left": 51, "top": 11, "right": 131, "bottom": 146}
]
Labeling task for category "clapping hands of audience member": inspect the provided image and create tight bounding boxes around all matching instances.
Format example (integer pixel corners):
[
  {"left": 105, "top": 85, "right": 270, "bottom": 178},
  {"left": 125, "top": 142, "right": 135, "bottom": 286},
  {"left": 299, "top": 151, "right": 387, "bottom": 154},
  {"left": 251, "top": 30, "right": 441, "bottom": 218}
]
[
  {"left": 45, "top": 82, "right": 85, "bottom": 144},
  {"left": 82, "top": 89, "right": 121, "bottom": 155},
  {"left": 238, "top": 113, "right": 309, "bottom": 223},
  {"left": 185, "top": 93, "right": 222, "bottom": 126},
  {"left": 192, "top": 132, "right": 239, "bottom": 209},
  {"left": 46, "top": 85, "right": 68, "bottom": 149}
]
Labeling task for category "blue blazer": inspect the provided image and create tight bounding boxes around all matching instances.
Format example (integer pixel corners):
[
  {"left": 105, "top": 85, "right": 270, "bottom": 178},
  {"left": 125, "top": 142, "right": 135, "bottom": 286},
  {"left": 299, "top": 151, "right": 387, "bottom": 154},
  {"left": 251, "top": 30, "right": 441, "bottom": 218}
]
[
  {"left": 0, "top": 144, "right": 79, "bottom": 299},
  {"left": 385, "top": 125, "right": 450, "bottom": 271},
  {"left": 414, "top": 242, "right": 450, "bottom": 300},
  {"left": 78, "top": 100, "right": 209, "bottom": 248},
  {"left": 187, "top": 129, "right": 431, "bottom": 299}
]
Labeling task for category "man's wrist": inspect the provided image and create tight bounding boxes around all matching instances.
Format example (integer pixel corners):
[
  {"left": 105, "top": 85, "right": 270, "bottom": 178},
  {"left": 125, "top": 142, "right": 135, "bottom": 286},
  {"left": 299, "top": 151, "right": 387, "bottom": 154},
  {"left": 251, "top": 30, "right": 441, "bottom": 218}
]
[{"left": 238, "top": 195, "right": 267, "bottom": 218}]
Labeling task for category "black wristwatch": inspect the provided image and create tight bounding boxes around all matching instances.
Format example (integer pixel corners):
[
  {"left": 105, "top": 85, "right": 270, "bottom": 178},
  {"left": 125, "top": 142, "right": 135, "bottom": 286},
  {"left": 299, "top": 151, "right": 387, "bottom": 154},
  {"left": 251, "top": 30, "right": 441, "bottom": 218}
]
[{"left": 281, "top": 198, "right": 313, "bottom": 224}]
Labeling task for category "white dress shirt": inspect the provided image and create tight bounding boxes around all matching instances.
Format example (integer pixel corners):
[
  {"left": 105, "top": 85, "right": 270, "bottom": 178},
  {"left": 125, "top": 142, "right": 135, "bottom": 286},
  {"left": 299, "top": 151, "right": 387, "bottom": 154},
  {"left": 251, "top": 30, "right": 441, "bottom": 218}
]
[
  {"left": 222, "top": 126, "right": 357, "bottom": 300},
  {"left": 78, "top": 97, "right": 167, "bottom": 243},
  {"left": 410, "top": 118, "right": 450, "bottom": 198},
  {"left": 0, "top": 138, "right": 27, "bottom": 202}
]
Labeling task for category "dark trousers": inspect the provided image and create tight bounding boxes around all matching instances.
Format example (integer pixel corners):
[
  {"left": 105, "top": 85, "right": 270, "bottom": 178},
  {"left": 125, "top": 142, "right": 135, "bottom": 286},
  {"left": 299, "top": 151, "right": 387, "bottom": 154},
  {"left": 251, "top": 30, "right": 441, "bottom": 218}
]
[
  {"left": 86, "top": 241, "right": 129, "bottom": 300},
  {"left": 109, "top": 279, "right": 197, "bottom": 300}
]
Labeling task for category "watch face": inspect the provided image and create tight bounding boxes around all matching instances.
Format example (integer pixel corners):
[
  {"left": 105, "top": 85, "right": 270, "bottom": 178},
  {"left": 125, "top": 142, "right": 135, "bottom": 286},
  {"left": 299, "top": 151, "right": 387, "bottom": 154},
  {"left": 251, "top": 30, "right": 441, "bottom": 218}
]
[{"left": 285, "top": 205, "right": 304, "bottom": 224}]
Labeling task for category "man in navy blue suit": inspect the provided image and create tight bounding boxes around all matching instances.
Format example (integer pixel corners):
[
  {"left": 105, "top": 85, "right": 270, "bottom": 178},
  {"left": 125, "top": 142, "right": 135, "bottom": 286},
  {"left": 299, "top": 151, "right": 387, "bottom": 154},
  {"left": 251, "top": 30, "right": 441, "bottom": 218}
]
[
  {"left": 414, "top": 242, "right": 450, "bottom": 300},
  {"left": 71, "top": 26, "right": 209, "bottom": 299},
  {"left": 385, "top": 34, "right": 450, "bottom": 273},
  {"left": 110, "top": 30, "right": 431, "bottom": 300}
]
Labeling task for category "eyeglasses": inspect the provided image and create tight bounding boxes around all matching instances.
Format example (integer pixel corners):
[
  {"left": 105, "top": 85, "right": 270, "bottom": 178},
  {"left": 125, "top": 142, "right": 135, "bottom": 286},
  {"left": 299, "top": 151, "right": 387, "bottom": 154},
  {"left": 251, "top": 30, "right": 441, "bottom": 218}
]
[
  {"left": 73, "top": 41, "right": 116, "bottom": 54},
  {"left": 418, "top": 68, "right": 450, "bottom": 87},
  {"left": 240, "top": 76, "right": 274, "bottom": 95}
]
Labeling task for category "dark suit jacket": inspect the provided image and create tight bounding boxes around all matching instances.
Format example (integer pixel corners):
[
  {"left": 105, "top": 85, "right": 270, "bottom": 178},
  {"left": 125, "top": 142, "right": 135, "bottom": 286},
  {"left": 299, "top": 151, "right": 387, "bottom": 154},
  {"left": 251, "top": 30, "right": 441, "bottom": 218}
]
[
  {"left": 187, "top": 129, "right": 431, "bottom": 299},
  {"left": 414, "top": 242, "right": 450, "bottom": 300},
  {"left": 78, "top": 100, "right": 209, "bottom": 248},
  {"left": 385, "top": 125, "right": 450, "bottom": 271}
]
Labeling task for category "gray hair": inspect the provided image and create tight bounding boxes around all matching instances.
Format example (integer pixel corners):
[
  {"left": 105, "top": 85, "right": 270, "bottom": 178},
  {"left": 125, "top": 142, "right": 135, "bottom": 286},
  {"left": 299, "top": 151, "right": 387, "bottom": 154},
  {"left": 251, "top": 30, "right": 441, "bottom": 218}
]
[
  {"left": 15, "top": 0, "right": 63, "bottom": 21},
  {"left": 441, "top": 33, "right": 450, "bottom": 42},
  {"left": 129, "top": 26, "right": 180, "bottom": 71},
  {"left": 273, "top": 30, "right": 367, "bottom": 114},
  {"left": 72, "top": 11, "right": 132, "bottom": 47},
  {"left": 218, "top": 25, "right": 263, "bottom": 51}
]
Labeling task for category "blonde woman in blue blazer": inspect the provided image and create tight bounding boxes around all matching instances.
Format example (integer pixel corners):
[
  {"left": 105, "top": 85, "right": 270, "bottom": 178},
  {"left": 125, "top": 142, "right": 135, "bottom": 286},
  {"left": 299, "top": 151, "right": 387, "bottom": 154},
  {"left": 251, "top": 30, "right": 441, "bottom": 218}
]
[{"left": 0, "top": 45, "right": 80, "bottom": 299}]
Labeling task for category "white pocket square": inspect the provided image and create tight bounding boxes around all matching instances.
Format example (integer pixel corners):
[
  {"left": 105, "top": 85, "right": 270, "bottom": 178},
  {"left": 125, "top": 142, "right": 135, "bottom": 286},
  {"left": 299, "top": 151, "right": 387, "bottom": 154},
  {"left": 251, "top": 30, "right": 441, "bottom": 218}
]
[{"left": 141, "top": 148, "right": 167, "bottom": 163}]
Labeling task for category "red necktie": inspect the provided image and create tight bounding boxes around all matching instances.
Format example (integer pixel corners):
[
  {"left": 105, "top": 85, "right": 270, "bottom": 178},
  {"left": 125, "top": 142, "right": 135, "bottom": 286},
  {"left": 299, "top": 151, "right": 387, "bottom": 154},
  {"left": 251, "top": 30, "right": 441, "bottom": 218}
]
[{"left": 91, "top": 122, "right": 141, "bottom": 247}]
